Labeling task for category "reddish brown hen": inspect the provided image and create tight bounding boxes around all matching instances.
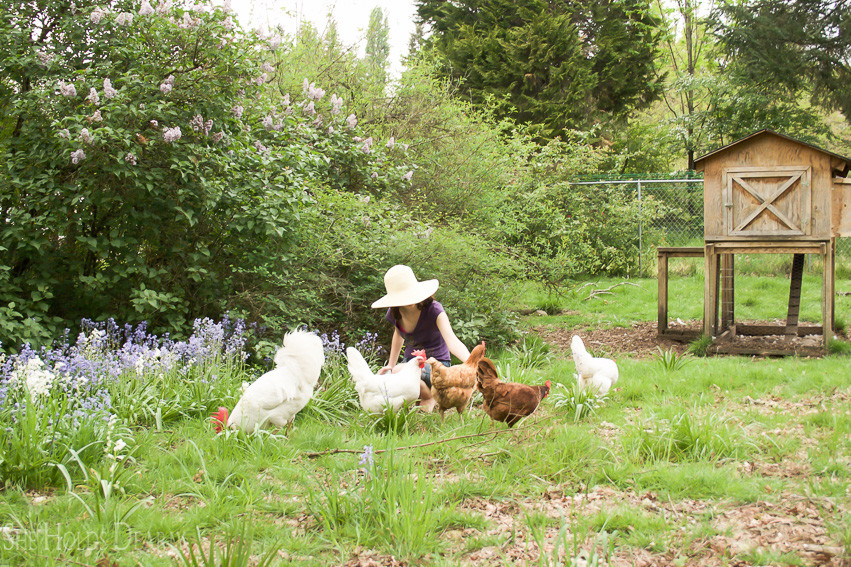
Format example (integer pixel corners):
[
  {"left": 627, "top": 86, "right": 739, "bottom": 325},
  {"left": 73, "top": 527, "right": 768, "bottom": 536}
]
[
  {"left": 427, "top": 342, "right": 486, "bottom": 418},
  {"left": 476, "top": 357, "right": 550, "bottom": 427}
]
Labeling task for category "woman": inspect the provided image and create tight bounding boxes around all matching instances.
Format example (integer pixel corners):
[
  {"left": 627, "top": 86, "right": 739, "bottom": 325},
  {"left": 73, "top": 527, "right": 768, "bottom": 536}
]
[{"left": 372, "top": 265, "right": 471, "bottom": 411}]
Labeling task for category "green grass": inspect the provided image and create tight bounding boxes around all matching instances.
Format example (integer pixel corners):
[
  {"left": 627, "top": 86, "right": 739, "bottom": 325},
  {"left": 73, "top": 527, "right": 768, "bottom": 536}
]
[{"left": 1, "top": 275, "right": 848, "bottom": 565}]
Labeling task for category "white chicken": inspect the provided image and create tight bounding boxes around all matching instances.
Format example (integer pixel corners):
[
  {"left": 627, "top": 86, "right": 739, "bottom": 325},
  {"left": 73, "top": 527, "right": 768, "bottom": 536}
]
[
  {"left": 347, "top": 347, "right": 426, "bottom": 414},
  {"left": 211, "top": 330, "right": 325, "bottom": 433},
  {"left": 571, "top": 335, "right": 619, "bottom": 396}
]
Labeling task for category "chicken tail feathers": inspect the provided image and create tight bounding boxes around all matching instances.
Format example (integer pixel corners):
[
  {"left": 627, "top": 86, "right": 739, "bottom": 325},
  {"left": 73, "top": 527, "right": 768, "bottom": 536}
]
[
  {"left": 211, "top": 407, "right": 229, "bottom": 433},
  {"left": 346, "top": 347, "right": 372, "bottom": 381}
]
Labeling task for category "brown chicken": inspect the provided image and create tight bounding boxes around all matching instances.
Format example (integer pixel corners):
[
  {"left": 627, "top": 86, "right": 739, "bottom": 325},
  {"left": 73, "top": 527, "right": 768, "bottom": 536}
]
[
  {"left": 476, "top": 357, "right": 550, "bottom": 427},
  {"left": 427, "top": 342, "right": 486, "bottom": 418}
]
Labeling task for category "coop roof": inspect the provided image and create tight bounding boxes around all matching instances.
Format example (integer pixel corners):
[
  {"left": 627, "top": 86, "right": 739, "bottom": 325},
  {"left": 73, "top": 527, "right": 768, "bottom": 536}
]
[{"left": 695, "top": 129, "right": 850, "bottom": 176}]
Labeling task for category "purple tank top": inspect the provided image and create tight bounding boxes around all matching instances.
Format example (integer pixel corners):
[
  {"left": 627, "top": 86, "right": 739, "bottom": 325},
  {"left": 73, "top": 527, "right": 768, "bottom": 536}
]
[{"left": 385, "top": 300, "right": 451, "bottom": 361}]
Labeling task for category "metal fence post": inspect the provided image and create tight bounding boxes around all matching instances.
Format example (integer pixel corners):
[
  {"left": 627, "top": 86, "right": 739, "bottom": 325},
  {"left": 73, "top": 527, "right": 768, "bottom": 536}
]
[{"left": 637, "top": 180, "right": 642, "bottom": 275}]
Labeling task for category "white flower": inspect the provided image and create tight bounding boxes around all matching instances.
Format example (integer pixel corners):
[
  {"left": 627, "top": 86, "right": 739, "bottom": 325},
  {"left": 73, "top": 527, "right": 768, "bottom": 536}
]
[
  {"left": 282, "top": 93, "right": 290, "bottom": 106},
  {"left": 327, "top": 125, "right": 334, "bottom": 134},
  {"left": 155, "top": 0, "right": 172, "bottom": 15},
  {"left": 160, "top": 82, "right": 172, "bottom": 94},
  {"left": 346, "top": 113, "right": 357, "bottom": 129},
  {"left": 371, "top": 172, "right": 378, "bottom": 179},
  {"left": 223, "top": 15, "right": 234, "bottom": 30},
  {"left": 262, "top": 115, "right": 274, "bottom": 131},
  {"left": 403, "top": 170, "right": 413, "bottom": 181},
  {"left": 255, "top": 72, "right": 267, "bottom": 85},
  {"left": 261, "top": 62, "right": 274, "bottom": 74},
  {"left": 268, "top": 35, "right": 281, "bottom": 50},
  {"left": 103, "top": 78, "right": 117, "bottom": 98},
  {"left": 385, "top": 136, "right": 395, "bottom": 150},
  {"left": 91, "top": 110, "right": 103, "bottom": 122},
  {"left": 113, "top": 439, "right": 127, "bottom": 452},
  {"left": 16, "top": 358, "right": 55, "bottom": 397},
  {"left": 231, "top": 105, "right": 244, "bottom": 118},
  {"left": 139, "top": 0, "right": 154, "bottom": 15},
  {"left": 302, "top": 78, "right": 310, "bottom": 95},
  {"left": 303, "top": 101, "right": 315, "bottom": 116},
  {"left": 80, "top": 128, "right": 93, "bottom": 144},
  {"left": 59, "top": 129, "right": 70, "bottom": 139},
  {"left": 71, "top": 149, "right": 86, "bottom": 164},
  {"left": 308, "top": 84, "right": 325, "bottom": 101},
  {"left": 124, "top": 152, "right": 137, "bottom": 165},
  {"left": 211, "top": 131, "right": 224, "bottom": 143}
]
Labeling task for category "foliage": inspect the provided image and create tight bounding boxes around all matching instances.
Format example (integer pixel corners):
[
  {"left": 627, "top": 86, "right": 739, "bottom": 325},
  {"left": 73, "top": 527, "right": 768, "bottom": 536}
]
[
  {"left": 711, "top": 0, "right": 851, "bottom": 124},
  {"left": 0, "top": 0, "right": 415, "bottom": 350},
  {"left": 415, "top": 0, "right": 666, "bottom": 141},
  {"left": 176, "top": 523, "right": 281, "bottom": 567}
]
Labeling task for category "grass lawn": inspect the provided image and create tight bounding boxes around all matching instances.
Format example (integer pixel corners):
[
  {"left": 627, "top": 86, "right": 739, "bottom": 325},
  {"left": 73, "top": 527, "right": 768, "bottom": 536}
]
[{"left": 0, "top": 274, "right": 848, "bottom": 566}]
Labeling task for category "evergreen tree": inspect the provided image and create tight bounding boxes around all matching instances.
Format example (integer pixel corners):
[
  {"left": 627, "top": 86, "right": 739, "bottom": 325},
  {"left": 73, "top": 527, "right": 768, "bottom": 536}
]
[
  {"left": 712, "top": 0, "right": 851, "bottom": 122},
  {"left": 415, "top": 0, "right": 665, "bottom": 140}
]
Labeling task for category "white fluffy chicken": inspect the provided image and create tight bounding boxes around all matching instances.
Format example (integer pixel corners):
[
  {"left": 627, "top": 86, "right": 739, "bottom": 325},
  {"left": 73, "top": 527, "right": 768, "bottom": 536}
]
[
  {"left": 347, "top": 347, "right": 426, "bottom": 414},
  {"left": 211, "top": 330, "right": 325, "bottom": 433},
  {"left": 571, "top": 335, "right": 619, "bottom": 396}
]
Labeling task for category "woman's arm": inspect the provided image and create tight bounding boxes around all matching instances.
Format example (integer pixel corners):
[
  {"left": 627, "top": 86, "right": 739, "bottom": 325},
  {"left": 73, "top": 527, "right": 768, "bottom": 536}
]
[
  {"left": 380, "top": 327, "right": 404, "bottom": 373},
  {"left": 436, "top": 312, "right": 470, "bottom": 362}
]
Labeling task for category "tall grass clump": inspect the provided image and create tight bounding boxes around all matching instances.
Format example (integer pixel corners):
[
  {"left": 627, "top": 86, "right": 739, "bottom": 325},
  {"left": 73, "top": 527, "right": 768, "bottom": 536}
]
[
  {"left": 550, "top": 382, "right": 607, "bottom": 422},
  {"left": 306, "top": 446, "right": 455, "bottom": 559},
  {"left": 623, "top": 407, "right": 761, "bottom": 463}
]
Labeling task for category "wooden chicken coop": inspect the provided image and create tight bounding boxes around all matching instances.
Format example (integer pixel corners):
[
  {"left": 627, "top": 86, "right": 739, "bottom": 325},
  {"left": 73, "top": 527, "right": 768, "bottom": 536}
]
[{"left": 658, "top": 129, "right": 851, "bottom": 354}]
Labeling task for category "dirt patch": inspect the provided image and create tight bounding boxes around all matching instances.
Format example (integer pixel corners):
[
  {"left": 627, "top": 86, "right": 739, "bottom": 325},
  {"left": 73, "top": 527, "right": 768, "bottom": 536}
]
[
  {"left": 532, "top": 318, "right": 849, "bottom": 359},
  {"left": 451, "top": 485, "right": 848, "bottom": 567},
  {"left": 533, "top": 320, "right": 694, "bottom": 359}
]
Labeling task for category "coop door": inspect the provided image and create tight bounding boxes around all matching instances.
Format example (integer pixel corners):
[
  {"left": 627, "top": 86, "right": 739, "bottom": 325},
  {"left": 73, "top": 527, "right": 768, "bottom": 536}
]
[{"left": 723, "top": 166, "right": 812, "bottom": 237}]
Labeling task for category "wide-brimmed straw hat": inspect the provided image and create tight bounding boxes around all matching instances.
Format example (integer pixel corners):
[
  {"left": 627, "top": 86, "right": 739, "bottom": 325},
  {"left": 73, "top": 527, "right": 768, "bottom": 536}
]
[{"left": 371, "top": 265, "right": 439, "bottom": 308}]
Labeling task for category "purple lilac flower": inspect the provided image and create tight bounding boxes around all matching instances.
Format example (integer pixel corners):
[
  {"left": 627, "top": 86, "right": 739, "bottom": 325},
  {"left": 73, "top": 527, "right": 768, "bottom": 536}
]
[
  {"left": 80, "top": 128, "right": 93, "bottom": 144},
  {"left": 346, "top": 113, "right": 357, "bottom": 129},
  {"left": 71, "top": 149, "right": 86, "bottom": 164},
  {"left": 268, "top": 35, "right": 281, "bottom": 50},
  {"left": 103, "top": 78, "right": 117, "bottom": 98},
  {"left": 163, "top": 126, "right": 181, "bottom": 143},
  {"left": 385, "top": 136, "right": 395, "bottom": 150},
  {"left": 91, "top": 110, "right": 103, "bottom": 122},
  {"left": 59, "top": 81, "right": 77, "bottom": 97},
  {"left": 403, "top": 170, "right": 413, "bottom": 182},
  {"left": 329, "top": 94, "right": 343, "bottom": 115},
  {"left": 115, "top": 12, "right": 133, "bottom": 25},
  {"left": 211, "top": 131, "right": 224, "bottom": 143},
  {"left": 262, "top": 115, "right": 274, "bottom": 131},
  {"left": 139, "top": 1, "right": 154, "bottom": 15},
  {"left": 232, "top": 105, "right": 244, "bottom": 118},
  {"left": 90, "top": 7, "right": 107, "bottom": 24},
  {"left": 59, "top": 129, "right": 70, "bottom": 139},
  {"left": 124, "top": 152, "right": 137, "bottom": 165},
  {"left": 303, "top": 101, "right": 315, "bottom": 116}
]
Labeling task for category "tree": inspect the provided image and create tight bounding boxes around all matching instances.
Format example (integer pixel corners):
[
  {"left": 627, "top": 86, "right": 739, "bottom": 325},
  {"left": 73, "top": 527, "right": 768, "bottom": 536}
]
[
  {"left": 415, "top": 0, "right": 666, "bottom": 140},
  {"left": 711, "top": 0, "right": 851, "bottom": 122},
  {"left": 365, "top": 7, "right": 390, "bottom": 87}
]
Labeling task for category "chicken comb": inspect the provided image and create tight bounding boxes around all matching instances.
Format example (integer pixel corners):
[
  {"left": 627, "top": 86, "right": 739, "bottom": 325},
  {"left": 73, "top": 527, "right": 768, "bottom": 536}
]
[{"left": 411, "top": 349, "right": 427, "bottom": 359}]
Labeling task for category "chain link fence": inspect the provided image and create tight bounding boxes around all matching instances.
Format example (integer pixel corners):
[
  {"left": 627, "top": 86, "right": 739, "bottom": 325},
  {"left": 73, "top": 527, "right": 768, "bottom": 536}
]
[{"left": 569, "top": 176, "right": 851, "bottom": 276}]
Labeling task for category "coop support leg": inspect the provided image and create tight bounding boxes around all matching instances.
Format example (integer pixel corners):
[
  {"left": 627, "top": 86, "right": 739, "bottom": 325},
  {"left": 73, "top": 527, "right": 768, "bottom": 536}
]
[
  {"left": 823, "top": 240, "right": 835, "bottom": 348},
  {"left": 703, "top": 244, "right": 719, "bottom": 337},
  {"left": 658, "top": 251, "right": 668, "bottom": 336},
  {"left": 720, "top": 254, "right": 735, "bottom": 334},
  {"left": 785, "top": 253, "right": 805, "bottom": 340}
]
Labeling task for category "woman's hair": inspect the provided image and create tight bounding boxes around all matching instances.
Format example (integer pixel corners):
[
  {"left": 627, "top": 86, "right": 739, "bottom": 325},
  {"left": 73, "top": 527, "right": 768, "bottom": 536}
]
[{"left": 391, "top": 296, "right": 434, "bottom": 322}]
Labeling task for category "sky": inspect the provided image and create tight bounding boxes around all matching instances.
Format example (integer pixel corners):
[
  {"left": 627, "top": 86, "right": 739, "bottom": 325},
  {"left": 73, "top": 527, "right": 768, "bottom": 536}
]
[{"left": 230, "top": 0, "right": 419, "bottom": 77}]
